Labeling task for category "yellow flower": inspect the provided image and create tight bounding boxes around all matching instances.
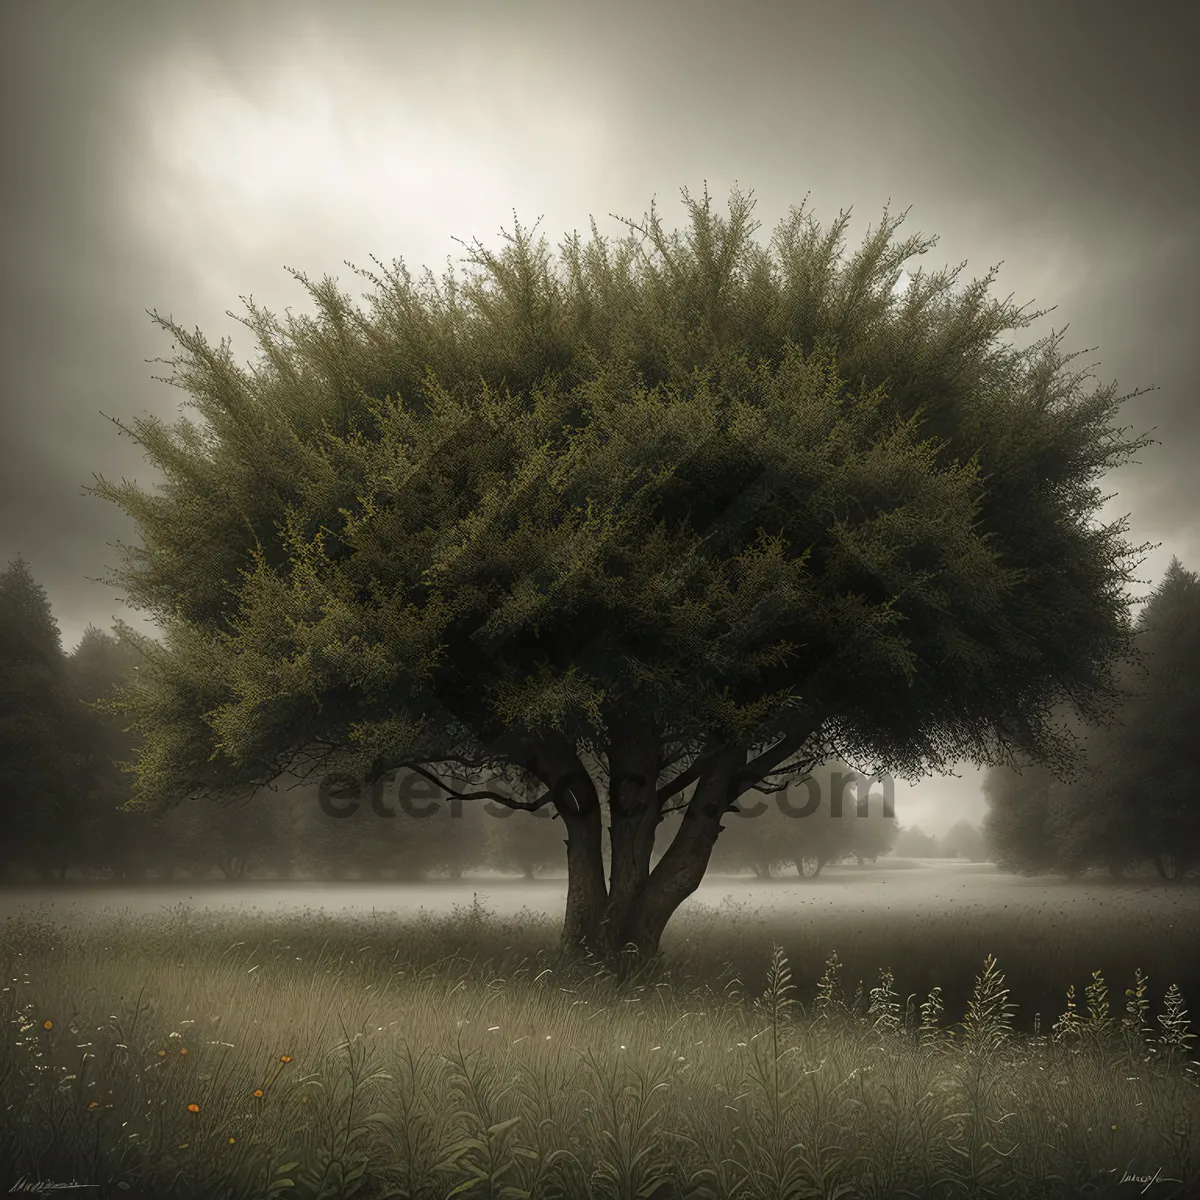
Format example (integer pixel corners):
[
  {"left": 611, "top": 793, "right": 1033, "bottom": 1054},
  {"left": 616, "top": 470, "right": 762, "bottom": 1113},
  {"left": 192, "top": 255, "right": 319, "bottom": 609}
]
[
  {"left": 228, "top": 1137, "right": 236, "bottom": 1144},
  {"left": 253, "top": 1089, "right": 263, "bottom": 1098},
  {"left": 187, "top": 1103, "right": 199, "bottom": 1114},
  {"left": 280, "top": 1055, "right": 292, "bottom": 1063},
  {"left": 88, "top": 1101, "right": 99, "bottom": 1110},
  {"left": 158, "top": 1050, "right": 167, "bottom": 1057},
  {"left": 43, "top": 1021, "right": 53, "bottom": 1031}
]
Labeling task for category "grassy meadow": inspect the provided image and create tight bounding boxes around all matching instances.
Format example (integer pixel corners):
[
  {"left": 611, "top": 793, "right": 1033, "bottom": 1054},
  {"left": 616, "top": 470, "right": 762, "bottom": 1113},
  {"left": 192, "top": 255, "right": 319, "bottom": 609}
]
[{"left": 2, "top": 870, "right": 1199, "bottom": 1199}]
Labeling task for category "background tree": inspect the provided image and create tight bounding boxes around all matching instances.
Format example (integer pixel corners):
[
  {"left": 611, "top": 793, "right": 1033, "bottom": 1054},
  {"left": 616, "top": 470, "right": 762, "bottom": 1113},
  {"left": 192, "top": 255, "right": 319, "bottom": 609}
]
[
  {"left": 484, "top": 774, "right": 568, "bottom": 879},
  {"left": 66, "top": 623, "right": 153, "bottom": 880},
  {"left": 417, "top": 788, "right": 491, "bottom": 880},
  {"left": 0, "top": 558, "right": 88, "bottom": 880},
  {"left": 90, "top": 183, "right": 1153, "bottom": 962},
  {"left": 301, "top": 771, "right": 425, "bottom": 880},
  {"left": 982, "top": 761, "right": 1064, "bottom": 874},
  {"left": 782, "top": 795, "right": 857, "bottom": 877},
  {"left": 708, "top": 790, "right": 805, "bottom": 878},
  {"left": 940, "top": 818, "right": 985, "bottom": 862},
  {"left": 1091, "top": 558, "right": 1200, "bottom": 880},
  {"left": 844, "top": 804, "right": 899, "bottom": 864},
  {"left": 981, "top": 559, "right": 1200, "bottom": 882},
  {"left": 706, "top": 758, "right": 896, "bottom": 877},
  {"left": 777, "top": 761, "right": 893, "bottom": 875},
  {"left": 892, "top": 825, "right": 942, "bottom": 858},
  {"left": 196, "top": 794, "right": 281, "bottom": 880}
]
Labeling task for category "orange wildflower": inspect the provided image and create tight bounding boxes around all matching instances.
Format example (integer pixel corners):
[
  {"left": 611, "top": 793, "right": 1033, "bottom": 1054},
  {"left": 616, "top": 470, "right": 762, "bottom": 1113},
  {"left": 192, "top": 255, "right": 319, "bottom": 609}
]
[
  {"left": 43, "top": 1021, "right": 53, "bottom": 1030},
  {"left": 186, "top": 1103, "right": 199, "bottom": 1114}
]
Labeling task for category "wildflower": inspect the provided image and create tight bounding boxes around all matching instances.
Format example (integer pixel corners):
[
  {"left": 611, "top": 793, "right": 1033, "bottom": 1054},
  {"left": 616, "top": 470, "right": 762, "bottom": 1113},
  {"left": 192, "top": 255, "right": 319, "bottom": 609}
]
[
  {"left": 280, "top": 1055, "right": 291, "bottom": 1063},
  {"left": 43, "top": 1021, "right": 53, "bottom": 1030},
  {"left": 179, "top": 1048, "right": 188, "bottom": 1056},
  {"left": 187, "top": 1103, "right": 199, "bottom": 1114},
  {"left": 228, "top": 1137, "right": 236, "bottom": 1144},
  {"left": 1112, "top": 1124, "right": 1118, "bottom": 1131},
  {"left": 158, "top": 1050, "right": 167, "bottom": 1057},
  {"left": 88, "top": 1101, "right": 99, "bottom": 1110},
  {"left": 253, "top": 1089, "right": 263, "bottom": 1098}
]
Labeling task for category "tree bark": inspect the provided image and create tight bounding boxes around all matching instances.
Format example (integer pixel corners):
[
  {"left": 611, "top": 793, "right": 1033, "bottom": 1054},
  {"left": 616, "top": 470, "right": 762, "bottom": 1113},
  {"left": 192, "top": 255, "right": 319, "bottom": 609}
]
[
  {"left": 480, "top": 708, "right": 822, "bottom": 967},
  {"left": 597, "top": 711, "right": 667, "bottom": 959},
  {"left": 620, "top": 744, "right": 746, "bottom": 958},
  {"left": 494, "top": 726, "right": 607, "bottom": 958}
]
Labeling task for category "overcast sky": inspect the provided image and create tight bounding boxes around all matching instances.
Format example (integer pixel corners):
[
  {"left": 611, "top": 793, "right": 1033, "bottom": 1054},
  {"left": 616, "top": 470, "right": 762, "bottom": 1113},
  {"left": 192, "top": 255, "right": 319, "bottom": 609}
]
[{"left": 2, "top": 0, "right": 1196, "bottom": 837}]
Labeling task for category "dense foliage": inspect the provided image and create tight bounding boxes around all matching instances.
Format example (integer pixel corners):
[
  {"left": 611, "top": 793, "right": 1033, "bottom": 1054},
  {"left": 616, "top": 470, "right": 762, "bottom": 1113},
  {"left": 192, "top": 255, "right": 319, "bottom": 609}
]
[{"left": 80, "top": 182, "right": 1154, "bottom": 956}]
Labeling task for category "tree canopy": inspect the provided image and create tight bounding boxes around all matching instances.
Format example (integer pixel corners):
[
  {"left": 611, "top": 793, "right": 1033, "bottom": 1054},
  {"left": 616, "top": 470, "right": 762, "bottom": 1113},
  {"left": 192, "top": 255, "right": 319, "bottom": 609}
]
[{"left": 88, "top": 182, "right": 1154, "bottom": 958}]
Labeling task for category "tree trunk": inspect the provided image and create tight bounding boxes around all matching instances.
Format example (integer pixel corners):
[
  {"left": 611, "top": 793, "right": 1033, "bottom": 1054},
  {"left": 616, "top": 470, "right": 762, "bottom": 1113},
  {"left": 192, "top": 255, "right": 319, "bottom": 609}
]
[
  {"left": 617, "top": 744, "right": 746, "bottom": 961},
  {"left": 494, "top": 726, "right": 607, "bottom": 959},
  {"left": 487, "top": 709, "right": 821, "bottom": 969},
  {"left": 796, "top": 854, "right": 823, "bottom": 879}
]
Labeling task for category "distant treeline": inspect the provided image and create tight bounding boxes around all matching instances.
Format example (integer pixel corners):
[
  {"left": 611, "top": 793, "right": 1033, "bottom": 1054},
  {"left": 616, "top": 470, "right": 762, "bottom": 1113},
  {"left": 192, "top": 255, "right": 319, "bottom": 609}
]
[{"left": 982, "top": 559, "right": 1200, "bottom": 881}]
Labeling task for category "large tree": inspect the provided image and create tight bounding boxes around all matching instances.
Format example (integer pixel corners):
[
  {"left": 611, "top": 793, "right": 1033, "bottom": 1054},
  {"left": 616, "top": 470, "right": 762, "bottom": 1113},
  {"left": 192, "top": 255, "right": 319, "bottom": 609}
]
[{"left": 89, "top": 184, "right": 1152, "bottom": 962}]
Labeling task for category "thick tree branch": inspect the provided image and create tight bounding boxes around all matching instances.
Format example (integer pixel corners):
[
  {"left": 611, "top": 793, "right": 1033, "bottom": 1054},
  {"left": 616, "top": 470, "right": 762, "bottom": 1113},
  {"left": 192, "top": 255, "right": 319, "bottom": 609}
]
[
  {"left": 655, "top": 742, "right": 727, "bottom": 807},
  {"left": 737, "top": 721, "right": 831, "bottom": 803},
  {"left": 371, "top": 759, "right": 558, "bottom": 812},
  {"left": 656, "top": 705, "right": 827, "bottom": 814}
]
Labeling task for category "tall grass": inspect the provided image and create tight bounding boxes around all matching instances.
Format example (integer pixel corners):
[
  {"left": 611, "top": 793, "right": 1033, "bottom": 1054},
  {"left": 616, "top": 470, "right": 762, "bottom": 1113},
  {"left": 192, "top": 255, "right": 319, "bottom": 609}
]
[{"left": 2, "top": 896, "right": 1197, "bottom": 1198}]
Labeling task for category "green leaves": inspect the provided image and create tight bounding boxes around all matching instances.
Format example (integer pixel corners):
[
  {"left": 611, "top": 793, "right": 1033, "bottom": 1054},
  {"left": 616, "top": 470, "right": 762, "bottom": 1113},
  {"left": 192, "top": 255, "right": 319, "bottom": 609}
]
[{"left": 91, "top": 183, "right": 1153, "bottom": 811}]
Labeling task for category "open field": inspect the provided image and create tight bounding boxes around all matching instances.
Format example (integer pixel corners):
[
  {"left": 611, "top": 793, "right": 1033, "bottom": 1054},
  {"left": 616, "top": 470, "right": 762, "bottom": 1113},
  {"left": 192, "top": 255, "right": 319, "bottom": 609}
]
[{"left": 3, "top": 863, "right": 1199, "bottom": 1198}]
